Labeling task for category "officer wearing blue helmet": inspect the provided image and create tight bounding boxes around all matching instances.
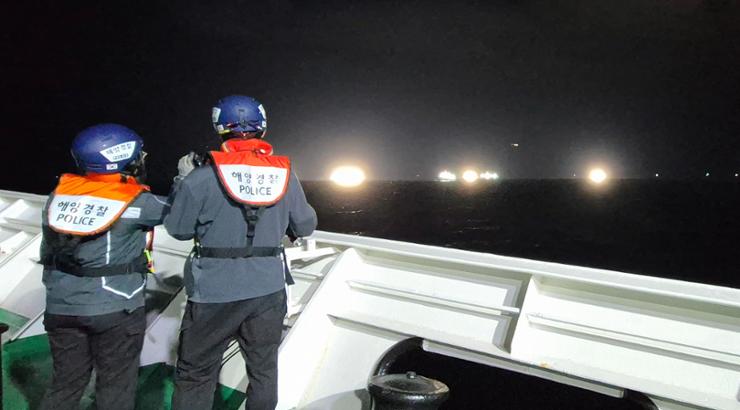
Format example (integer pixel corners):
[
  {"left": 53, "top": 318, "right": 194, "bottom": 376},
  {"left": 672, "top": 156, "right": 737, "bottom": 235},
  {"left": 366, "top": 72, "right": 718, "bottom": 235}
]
[
  {"left": 165, "top": 96, "right": 317, "bottom": 410},
  {"left": 39, "top": 124, "right": 168, "bottom": 410}
]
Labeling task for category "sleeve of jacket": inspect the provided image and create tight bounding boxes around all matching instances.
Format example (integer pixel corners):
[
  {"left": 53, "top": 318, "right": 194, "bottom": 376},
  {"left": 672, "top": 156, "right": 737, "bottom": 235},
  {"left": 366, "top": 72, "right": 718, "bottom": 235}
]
[
  {"left": 136, "top": 193, "right": 169, "bottom": 228},
  {"left": 287, "top": 172, "right": 317, "bottom": 237},
  {"left": 163, "top": 178, "right": 201, "bottom": 240}
]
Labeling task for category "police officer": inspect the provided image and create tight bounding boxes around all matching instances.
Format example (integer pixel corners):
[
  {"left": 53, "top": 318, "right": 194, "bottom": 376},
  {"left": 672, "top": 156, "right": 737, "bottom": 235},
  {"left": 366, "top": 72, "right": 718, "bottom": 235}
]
[
  {"left": 39, "top": 124, "right": 168, "bottom": 410},
  {"left": 165, "top": 95, "right": 317, "bottom": 410}
]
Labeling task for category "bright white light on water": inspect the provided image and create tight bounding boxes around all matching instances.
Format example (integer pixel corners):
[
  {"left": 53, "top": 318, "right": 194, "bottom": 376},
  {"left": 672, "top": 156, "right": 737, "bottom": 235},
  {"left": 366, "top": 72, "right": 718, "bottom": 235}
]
[
  {"left": 330, "top": 166, "right": 366, "bottom": 187},
  {"left": 462, "top": 170, "right": 479, "bottom": 183},
  {"left": 735, "top": 173, "right": 739, "bottom": 177},
  {"left": 655, "top": 173, "right": 660, "bottom": 177},
  {"left": 438, "top": 170, "right": 456, "bottom": 182},
  {"left": 588, "top": 168, "right": 607, "bottom": 184},
  {"left": 480, "top": 171, "right": 499, "bottom": 180},
  {"left": 705, "top": 172, "right": 710, "bottom": 177}
]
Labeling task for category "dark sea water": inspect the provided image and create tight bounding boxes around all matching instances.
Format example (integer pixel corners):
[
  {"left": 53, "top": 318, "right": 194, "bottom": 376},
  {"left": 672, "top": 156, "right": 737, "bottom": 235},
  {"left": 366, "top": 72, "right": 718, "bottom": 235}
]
[
  {"left": 302, "top": 180, "right": 739, "bottom": 410},
  {"left": 304, "top": 179, "right": 740, "bottom": 289}
]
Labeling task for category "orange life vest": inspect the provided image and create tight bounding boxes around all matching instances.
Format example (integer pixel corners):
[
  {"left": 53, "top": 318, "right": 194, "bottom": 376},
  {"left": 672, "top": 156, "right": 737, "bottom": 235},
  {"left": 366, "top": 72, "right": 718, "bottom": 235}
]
[
  {"left": 48, "top": 173, "right": 148, "bottom": 236},
  {"left": 209, "top": 139, "right": 291, "bottom": 207}
]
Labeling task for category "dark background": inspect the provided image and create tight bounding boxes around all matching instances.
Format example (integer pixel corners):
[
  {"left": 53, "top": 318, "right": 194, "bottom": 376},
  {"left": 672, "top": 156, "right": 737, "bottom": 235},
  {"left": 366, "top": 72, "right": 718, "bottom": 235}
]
[
  {"left": 2, "top": 0, "right": 738, "bottom": 284},
  {"left": 3, "top": 0, "right": 740, "bottom": 193},
  {"left": 2, "top": 4, "right": 739, "bottom": 408}
]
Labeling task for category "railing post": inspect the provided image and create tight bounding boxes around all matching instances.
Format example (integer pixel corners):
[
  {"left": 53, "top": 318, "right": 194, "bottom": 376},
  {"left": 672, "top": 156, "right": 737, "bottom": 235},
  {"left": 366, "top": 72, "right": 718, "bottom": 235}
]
[{"left": 0, "top": 322, "right": 9, "bottom": 410}]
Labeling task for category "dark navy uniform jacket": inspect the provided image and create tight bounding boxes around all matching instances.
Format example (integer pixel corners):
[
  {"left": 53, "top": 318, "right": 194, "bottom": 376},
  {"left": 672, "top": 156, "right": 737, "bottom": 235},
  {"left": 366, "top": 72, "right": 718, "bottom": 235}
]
[{"left": 164, "top": 165, "right": 317, "bottom": 303}]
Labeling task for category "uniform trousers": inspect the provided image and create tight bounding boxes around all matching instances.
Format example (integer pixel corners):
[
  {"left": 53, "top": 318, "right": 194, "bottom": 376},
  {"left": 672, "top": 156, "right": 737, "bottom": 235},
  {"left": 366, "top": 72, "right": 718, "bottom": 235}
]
[
  {"left": 40, "top": 307, "right": 145, "bottom": 410},
  {"left": 171, "top": 289, "right": 287, "bottom": 410}
]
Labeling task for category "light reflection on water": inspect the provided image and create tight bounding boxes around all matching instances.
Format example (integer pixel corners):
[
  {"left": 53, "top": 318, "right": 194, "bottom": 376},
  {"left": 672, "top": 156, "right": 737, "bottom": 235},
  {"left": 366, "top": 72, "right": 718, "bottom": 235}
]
[{"left": 334, "top": 209, "right": 364, "bottom": 215}]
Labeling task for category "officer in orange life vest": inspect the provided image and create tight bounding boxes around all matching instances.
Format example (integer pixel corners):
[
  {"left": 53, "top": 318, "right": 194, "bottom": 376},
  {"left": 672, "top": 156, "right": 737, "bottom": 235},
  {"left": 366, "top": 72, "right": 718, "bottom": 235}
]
[
  {"left": 165, "top": 95, "right": 317, "bottom": 410},
  {"left": 39, "top": 124, "right": 169, "bottom": 410}
]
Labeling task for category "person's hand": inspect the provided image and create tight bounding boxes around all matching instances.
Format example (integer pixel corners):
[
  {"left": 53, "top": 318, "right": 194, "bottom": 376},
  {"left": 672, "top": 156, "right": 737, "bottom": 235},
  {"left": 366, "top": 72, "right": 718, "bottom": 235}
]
[{"left": 176, "top": 152, "right": 196, "bottom": 180}]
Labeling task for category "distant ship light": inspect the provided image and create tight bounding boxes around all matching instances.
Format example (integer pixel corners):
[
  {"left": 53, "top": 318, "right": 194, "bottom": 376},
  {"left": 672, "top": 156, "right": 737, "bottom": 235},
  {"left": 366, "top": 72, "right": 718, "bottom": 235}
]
[
  {"left": 462, "top": 170, "right": 479, "bottom": 183},
  {"left": 330, "top": 166, "right": 366, "bottom": 187},
  {"left": 480, "top": 171, "right": 499, "bottom": 180},
  {"left": 588, "top": 168, "right": 607, "bottom": 184},
  {"left": 438, "top": 170, "right": 456, "bottom": 182}
]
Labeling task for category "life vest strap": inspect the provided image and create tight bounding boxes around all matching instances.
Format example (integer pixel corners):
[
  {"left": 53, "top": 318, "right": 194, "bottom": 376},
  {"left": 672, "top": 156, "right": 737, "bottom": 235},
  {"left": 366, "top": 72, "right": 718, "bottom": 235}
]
[
  {"left": 281, "top": 247, "right": 295, "bottom": 286},
  {"left": 193, "top": 204, "right": 294, "bottom": 285},
  {"left": 46, "top": 253, "right": 148, "bottom": 278},
  {"left": 194, "top": 246, "right": 294, "bottom": 284},
  {"left": 196, "top": 246, "right": 282, "bottom": 258},
  {"left": 241, "top": 206, "right": 266, "bottom": 256}
]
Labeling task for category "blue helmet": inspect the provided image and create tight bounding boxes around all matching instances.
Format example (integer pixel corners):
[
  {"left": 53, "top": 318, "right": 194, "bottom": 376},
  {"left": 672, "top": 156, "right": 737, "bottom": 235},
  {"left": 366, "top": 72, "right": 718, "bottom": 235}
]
[
  {"left": 71, "top": 124, "right": 144, "bottom": 174},
  {"left": 212, "top": 95, "right": 267, "bottom": 137}
]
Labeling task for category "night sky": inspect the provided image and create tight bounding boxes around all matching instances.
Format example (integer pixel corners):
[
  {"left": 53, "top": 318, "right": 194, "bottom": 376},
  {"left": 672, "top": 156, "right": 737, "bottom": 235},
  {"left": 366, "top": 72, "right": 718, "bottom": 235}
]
[{"left": 3, "top": 0, "right": 740, "bottom": 192}]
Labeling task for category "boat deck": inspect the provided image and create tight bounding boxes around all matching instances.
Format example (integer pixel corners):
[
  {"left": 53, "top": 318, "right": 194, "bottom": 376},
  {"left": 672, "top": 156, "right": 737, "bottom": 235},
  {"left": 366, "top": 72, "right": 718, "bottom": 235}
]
[{"left": 2, "top": 334, "right": 245, "bottom": 409}]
